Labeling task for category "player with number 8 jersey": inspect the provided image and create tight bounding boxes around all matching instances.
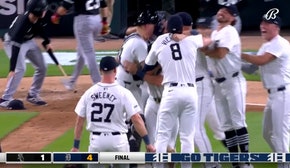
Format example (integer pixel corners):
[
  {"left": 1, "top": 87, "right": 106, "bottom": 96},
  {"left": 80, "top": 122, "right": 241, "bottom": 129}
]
[{"left": 144, "top": 15, "right": 211, "bottom": 168}]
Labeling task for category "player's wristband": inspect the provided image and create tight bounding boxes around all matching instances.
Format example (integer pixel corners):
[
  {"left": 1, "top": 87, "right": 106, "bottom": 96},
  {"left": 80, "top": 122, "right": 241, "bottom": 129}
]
[
  {"left": 142, "top": 135, "right": 150, "bottom": 145},
  {"left": 135, "top": 68, "right": 145, "bottom": 80},
  {"left": 73, "top": 139, "right": 80, "bottom": 149}
]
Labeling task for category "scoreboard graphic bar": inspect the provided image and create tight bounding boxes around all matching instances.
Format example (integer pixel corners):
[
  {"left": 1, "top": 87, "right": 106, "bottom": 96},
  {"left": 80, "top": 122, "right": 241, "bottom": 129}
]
[
  {"left": 53, "top": 152, "right": 98, "bottom": 164},
  {"left": 2, "top": 152, "right": 290, "bottom": 164},
  {"left": 6, "top": 152, "right": 51, "bottom": 164}
]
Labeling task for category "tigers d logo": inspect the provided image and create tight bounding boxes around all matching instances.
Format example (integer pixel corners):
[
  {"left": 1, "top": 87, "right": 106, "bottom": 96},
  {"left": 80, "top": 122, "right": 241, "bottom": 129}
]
[{"left": 264, "top": 8, "right": 279, "bottom": 20}]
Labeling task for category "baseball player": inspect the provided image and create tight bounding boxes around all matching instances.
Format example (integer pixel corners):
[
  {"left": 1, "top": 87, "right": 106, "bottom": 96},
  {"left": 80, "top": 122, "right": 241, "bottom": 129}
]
[
  {"left": 199, "top": 0, "right": 243, "bottom": 34},
  {"left": 115, "top": 10, "right": 158, "bottom": 165},
  {"left": 200, "top": 5, "right": 252, "bottom": 168},
  {"left": 0, "top": 0, "right": 50, "bottom": 107},
  {"left": 51, "top": 0, "right": 109, "bottom": 90},
  {"left": 241, "top": 9, "right": 290, "bottom": 168},
  {"left": 144, "top": 14, "right": 210, "bottom": 168},
  {"left": 71, "top": 56, "right": 155, "bottom": 168},
  {"left": 178, "top": 13, "right": 222, "bottom": 168}
]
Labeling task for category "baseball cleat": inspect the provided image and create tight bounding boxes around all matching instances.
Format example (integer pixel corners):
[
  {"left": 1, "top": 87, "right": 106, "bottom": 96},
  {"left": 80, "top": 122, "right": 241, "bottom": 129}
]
[
  {"left": 26, "top": 94, "right": 47, "bottom": 106},
  {"left": 61, "top": 79, "right": 75, "bottom": 91},
  {"left": 0, "top": 98, "right": 11, "bottom": 108}
]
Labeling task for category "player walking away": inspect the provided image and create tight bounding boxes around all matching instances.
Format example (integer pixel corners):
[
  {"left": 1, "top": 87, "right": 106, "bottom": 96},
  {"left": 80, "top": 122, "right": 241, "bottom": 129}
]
[
  {"left": 0, "top": 0, "right": 50, "bottom": 107},
  {"left": 200, "top": 5, "right": 252, "bottom": 168},
  {"left": 241, "top": 9, "right": 290, "bottom": 168},
  {"left": 71, "top": 56, "right": 155, "bottom": 168},
  {"left": 51, "top": 0, "right": 109, "bottom": 91},
  {"left": 144, "top": 14, "right": 211, "bottom": 168}
]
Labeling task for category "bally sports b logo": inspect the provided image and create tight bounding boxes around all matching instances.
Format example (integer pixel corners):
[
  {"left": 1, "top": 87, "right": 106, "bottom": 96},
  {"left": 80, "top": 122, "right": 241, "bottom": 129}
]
[{"left": 264, "top": 8, "right": 279, "bottom": 20}]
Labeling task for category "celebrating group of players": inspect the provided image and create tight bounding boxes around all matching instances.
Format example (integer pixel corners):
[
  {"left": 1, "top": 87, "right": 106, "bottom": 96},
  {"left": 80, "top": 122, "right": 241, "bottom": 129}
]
[{"left": 1, "top": 1, "right": 290, "bottom": 168}]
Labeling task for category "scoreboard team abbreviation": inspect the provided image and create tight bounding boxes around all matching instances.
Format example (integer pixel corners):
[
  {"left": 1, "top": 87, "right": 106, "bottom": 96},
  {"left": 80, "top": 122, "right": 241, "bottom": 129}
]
[{"left": 0, "top": 152, "right": 290, "bottom": 164}]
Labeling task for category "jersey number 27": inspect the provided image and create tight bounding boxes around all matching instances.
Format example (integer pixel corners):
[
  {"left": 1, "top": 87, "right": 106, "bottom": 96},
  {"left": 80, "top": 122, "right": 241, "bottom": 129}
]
[{"left": 91, "top": 103, "right": 114, "bottom": 123}]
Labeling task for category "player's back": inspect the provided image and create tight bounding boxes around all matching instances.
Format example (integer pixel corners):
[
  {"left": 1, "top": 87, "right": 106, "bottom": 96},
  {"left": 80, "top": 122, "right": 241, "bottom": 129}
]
[
  {"left": 150, "top": 33, "right": 203, "bottom": 84},
  {"left": 80, "top": 82, "right": 141, "bottom": 133}
]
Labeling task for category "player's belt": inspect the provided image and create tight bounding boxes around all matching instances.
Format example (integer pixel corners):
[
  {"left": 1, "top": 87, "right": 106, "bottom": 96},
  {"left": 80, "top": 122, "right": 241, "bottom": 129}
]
[
  {"left": 267, "top": 86, "right": 286, "bottom": 94},
  {"left": 215, "top": 72, "right": 239, "bottom": 83},
  {"left": 92, "top": 132, "right": 123, "bottom": 136},
  {"left": 153, "top": 97, "right": 161, "bottom": 103},
  {"left": 169, "top": 83, "right": 194, "bottom": 87},
  {"left": 195, "top": 77, "right": 204, "bottom": 82}
]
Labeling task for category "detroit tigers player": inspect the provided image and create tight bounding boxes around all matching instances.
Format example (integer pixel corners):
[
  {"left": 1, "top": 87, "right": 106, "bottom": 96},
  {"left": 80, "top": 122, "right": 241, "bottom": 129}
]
[
  {"left": 183, "top": 15, "right": 222, "bottom": 168},
  {"left": 201, "top": 5, "right": 252, "bottom": 168},
  {"left": 242, "top": 9, "right": 290, "bottom": 168},
  {"left": 0, "top": 0, "right": 49, "bottom": 107},
  {"left": 71, "top": 56, "right": 155, "bottom": 168},
  {"left": 115, "top": 10, "right": 158, "bottom": 165},
  {"left": 144, "top": 14, "right": 209, "bottom": 168},
  {"left": 52, "top": 0, "right": 109, "bottom": 90}
]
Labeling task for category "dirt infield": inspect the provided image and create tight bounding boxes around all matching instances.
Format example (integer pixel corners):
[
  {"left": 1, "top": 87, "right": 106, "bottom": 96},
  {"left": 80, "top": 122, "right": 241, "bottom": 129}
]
[{"left": 0, "top": 34, "right": 289, "bottom": 154}]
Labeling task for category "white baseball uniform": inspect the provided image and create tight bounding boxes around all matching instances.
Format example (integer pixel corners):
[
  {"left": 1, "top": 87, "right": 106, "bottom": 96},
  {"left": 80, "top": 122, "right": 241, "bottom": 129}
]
[
  {"left": 75, "top": 82, "right": 141, "bottom": 168},
  {"left": 207, "top": 25, "right": 247, "bottom": 131},
  {"left": 257, "top": 35, "right": 290, "bottom": 155},
  {"left": 144, "top": 80, "right": 178, "bottom": 150},
  {"left": 116, "top": 33, "right": 147, "bottom": 111},
  {"left": 206, "top": 25, "right": 251, "bottom": 166},
  {"left": 195, "top": 50, "right": 224, "bottom": 168},
  {"left": 145, "top": 33, "right": 203, "bottom": 168}
]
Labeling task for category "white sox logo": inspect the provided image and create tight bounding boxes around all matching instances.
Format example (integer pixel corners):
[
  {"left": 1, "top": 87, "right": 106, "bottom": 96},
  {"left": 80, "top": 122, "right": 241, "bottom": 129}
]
[{"left": 264, "top": 8, "right": 279, "bottom": 20}]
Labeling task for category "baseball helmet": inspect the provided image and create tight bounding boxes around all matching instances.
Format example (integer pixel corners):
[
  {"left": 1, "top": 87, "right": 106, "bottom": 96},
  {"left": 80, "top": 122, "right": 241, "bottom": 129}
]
[
  {"left": 7, "top": 99, "right": 26, "bottom": 110},
  {"left": 136, "top": 9, "right": 158, "bottom": 26},
  {"left": 153, "top": 11, "right": 170, "bottom": 36},
  {"left": 26, "top": 0, "right": 48, "bottom": 17}
]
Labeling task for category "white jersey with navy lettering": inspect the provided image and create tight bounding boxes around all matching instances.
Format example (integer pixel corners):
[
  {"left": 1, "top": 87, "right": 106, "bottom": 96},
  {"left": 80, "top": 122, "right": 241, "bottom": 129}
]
[
  {"left": 146, "top": 33, "right": 203, "bottom": 84},
  {"left": 75, "top": 82, "right": 141, "bottom": 133},
  {"left": 257, "top": 35, "right": 290, "bottom": 89},
  {"left": 207, "top": 25, "right": 241, "bottom": 77},
  {"left": 145, "top": 33, "right": 203, "bottom": 166}
]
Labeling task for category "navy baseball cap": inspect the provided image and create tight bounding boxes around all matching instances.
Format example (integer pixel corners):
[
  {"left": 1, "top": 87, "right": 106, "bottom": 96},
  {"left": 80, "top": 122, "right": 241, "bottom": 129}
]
[
  {"left": 100, "top": 56, "right": 119, "bottom": 71},
  {"left": 167, "top": 15, "right": 183, "bottom": 34},
  {"left": 262, "top": 14, "right": 282, "bottom": 27},
  {"left": 196, "top": 17, "right": 212, "bottom": 28},
  {"left": 221, "top": 4, "right": 239, "bottom": 17},
  {"left": 177, "top": 12, "right": 193, "bottom": 26}
]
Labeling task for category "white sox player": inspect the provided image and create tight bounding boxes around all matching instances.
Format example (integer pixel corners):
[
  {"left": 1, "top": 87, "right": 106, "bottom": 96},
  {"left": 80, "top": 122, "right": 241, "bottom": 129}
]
[
  {"left": 144, "top": 14, "right": 210, "bottom": 168},
  {"left": 72, "top": 56, "right": 155, "bottom": 168},
  {"left": 0, "top": 0, "right": 49, "bottom": 107},
  {"left": 200, "top": 5, "right": 252, "bottom": 168},
  {"left": 242, "top": 9, "right": 290, "bottom": 168}
]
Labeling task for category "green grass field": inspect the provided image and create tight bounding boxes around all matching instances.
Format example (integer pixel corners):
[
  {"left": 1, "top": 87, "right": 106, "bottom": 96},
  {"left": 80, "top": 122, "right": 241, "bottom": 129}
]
[{"left": 0, "top": 112, "right": 38, "bottom": 139}]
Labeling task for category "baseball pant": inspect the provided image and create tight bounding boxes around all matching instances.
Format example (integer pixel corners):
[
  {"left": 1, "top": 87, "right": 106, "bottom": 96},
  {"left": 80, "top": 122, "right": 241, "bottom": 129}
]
[
  {"left": 3, "top": 34, "right": 47, "bottom": 100},
  {"left": 88, "top": 133, "right": 129, "bottom": 168}
]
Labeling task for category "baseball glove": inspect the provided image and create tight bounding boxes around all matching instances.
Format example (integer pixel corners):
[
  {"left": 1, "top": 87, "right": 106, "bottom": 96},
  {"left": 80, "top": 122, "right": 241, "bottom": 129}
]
[{"left": 63, "top": 164, "right": 84, "bottom": 168}]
